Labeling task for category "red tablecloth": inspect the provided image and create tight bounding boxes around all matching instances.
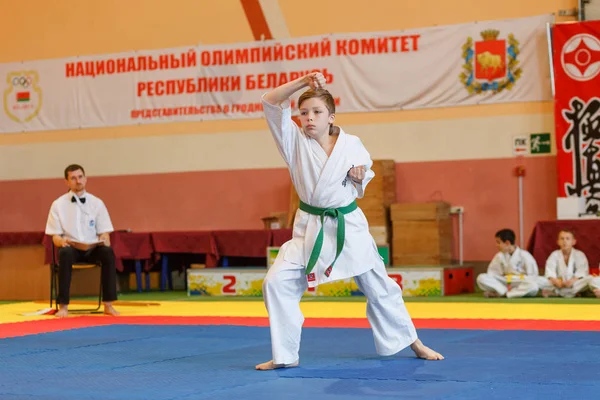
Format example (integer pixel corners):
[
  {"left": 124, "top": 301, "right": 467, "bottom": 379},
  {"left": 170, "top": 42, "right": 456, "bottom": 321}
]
[
  {"left": 270, "top": 229, "right": 292, "bottom": 247},
  {"left": 150, "top": 231, "right": 217, "bottom": 267},
  {"left": 527, "top": 220, "right": 600, "bottom": 274},
  {"left": 0, "top": 232, "right": 45, "bottom": 247},
  {"left": 9, "top": 229, "right": 296, "bottom": 270},
  {"left": 211, "top": 230, "right": 271, "bottom": 258},
  {"left": 111, "top": 232, "right": 153, "bottom": 271},
  {"left": 151, "top": 230, "right": 291, "bottom": 267}
]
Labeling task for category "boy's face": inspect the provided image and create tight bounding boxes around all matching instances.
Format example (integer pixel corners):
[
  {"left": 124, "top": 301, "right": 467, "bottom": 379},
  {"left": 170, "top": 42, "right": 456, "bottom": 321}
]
[
  {"left": 299, "top": 97, "right": 335, "bottom": 140},
  {"left": 557, "top": 231, "right": 576, "bottom": 251},
  {"left": 495, "top": 237, "right": 512, "bottom": 253}
]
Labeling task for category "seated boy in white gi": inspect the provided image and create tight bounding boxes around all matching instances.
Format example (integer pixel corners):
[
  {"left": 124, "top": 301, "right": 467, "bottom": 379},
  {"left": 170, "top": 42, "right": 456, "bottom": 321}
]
[
  {"left": 476, "top": 229, "right": 539, "bottom": 298},
  {"left": 539, "top": 230, "right": 591, "bottom": 298},
  {"left": 591, "top": 272, "right": 600, "bottom": 298}
]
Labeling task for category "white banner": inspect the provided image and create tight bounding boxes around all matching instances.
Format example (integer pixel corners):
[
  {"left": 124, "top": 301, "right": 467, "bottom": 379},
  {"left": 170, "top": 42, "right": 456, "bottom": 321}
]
[{"left": 0, "top": 15, "right": 553, "bottom": 134}]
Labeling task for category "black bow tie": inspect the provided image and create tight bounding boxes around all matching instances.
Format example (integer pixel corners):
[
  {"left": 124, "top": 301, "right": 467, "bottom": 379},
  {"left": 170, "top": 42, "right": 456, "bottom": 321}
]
[{"left": 71, "top": 196, "right": 86, "bottom": 204}]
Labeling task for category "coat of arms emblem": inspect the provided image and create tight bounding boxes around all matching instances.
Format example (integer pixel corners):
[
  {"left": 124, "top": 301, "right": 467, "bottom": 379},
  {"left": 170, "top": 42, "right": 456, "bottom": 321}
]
[{"left": 460, "top": 29, "right": 521, "bottom": 94}]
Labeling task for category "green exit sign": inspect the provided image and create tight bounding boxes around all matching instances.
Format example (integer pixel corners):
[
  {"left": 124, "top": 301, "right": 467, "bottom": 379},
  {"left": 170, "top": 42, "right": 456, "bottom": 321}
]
[{"left": 530, "top": 133, "right": 551, "bottom": 154}]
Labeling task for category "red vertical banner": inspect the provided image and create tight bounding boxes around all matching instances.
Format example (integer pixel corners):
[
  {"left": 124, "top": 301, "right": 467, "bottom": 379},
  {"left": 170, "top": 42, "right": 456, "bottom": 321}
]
[{"left": 553, "top": 21, "right": 600, "bottom": 213}]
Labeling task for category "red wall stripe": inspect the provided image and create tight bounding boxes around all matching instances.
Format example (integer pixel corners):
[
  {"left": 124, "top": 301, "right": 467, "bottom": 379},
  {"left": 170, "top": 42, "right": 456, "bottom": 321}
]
[{"left": 240, "top": 0, "right": 273, "bottom": 41}]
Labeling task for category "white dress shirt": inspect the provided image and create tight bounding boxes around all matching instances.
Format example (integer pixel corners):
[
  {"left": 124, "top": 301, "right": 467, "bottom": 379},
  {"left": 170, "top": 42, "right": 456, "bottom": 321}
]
[{"left": 45, "top": 191, "right": 114, "bottom": 243}]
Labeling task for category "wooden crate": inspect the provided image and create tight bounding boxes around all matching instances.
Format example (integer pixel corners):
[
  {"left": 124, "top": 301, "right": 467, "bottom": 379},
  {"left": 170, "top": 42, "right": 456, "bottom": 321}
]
[
  {"left": 356, "top": 196, "right": 388, "bottom": 210},
  {"left": 370, "top": 225, "right": 389, "bottom": 246},
  {"left": 288, "top": 183, "right": 300, "bottom": 227},
  {"left": 361, "top": 204, "right": 388, "bottom": 227},
  {"left": 391, "top": 202, "right": 451, "bottom": 221},
  {"left": 358, "top": 160, "right": 396, "bottom": 207},
  {"left": 360, "top": 160, "right": 396, "bottom": 246},
  {"left": 391, "top": 205, "right": 453, "bottom": 266}
]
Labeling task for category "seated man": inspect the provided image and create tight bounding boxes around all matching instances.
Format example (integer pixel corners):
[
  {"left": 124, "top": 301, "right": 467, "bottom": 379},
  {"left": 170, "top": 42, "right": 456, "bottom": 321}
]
[
  {"left": 539, "top": 230, "right": 591, "bottom": 298},
  {"left": 476, "top": 229, "right": 539, "bottom": 298},
  {"left": 45, "top": 164, "right": 120, "bottom": 318}
]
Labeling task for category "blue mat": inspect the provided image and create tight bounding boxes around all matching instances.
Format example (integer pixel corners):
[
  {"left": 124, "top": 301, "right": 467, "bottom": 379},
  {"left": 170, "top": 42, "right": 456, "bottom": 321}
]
[{"left": 0, "top": 325, "right": 598, "bottom": 399}]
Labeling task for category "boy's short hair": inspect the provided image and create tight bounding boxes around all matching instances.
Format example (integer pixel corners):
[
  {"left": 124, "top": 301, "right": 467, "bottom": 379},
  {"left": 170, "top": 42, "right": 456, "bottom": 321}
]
[
  {"left": 558, "top": 229, "right": 576, "bottom": 239},
  {"left": 495, "top": 229, "right": 516, "bottom": 245}
]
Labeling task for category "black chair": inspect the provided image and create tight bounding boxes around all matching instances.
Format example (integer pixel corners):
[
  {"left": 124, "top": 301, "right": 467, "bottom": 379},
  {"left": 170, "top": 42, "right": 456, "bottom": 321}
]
[{"left": 50, "top": 242, "right": 102, "bottom": 313}]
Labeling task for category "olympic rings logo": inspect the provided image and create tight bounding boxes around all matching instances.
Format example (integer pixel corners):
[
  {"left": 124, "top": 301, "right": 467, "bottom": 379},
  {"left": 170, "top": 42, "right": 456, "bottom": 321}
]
[{"left": 12, "top": 76, "right": 32, "bottom": 88}]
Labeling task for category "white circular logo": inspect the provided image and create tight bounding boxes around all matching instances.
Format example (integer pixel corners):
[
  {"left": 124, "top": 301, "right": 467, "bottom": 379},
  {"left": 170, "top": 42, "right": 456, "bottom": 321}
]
[{"left": 560, "top": 33, "right": 600, "bottom": 82}]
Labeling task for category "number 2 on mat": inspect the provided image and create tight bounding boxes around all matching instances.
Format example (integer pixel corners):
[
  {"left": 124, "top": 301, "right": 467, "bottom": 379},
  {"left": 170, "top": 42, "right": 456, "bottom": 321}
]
[{"left": 223, "top": 275, "right": 237, "bottom": 294}]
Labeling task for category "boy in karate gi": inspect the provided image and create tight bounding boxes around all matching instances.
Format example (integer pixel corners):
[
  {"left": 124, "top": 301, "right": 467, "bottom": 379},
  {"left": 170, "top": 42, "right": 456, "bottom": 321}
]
[
  {"left": 256, "top": 72, "right": 443, "bottom": 371},
  {"left": 539, "top": 230, "right": 592, "bottom": 298},
  {"left": 590, "top": 275, "right": 600, "bottom": 298},
  {"left": 476, "top": 229, "right": 539, "bottom": 298}
]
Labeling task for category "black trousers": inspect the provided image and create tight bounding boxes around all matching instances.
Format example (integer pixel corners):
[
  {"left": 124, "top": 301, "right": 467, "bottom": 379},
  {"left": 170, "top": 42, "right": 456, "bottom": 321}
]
[{"left": 57, "top": 246, "right": 117, "bottom": 305}]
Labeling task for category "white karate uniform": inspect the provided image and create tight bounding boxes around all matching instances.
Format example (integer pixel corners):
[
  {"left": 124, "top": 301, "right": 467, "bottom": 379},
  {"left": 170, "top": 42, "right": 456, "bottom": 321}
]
[
  {"left": 45, "top": 190, "right": 114, "bottom": 241},
  {"left": 261, "top": 96, "right": 417, "bottom": 365},
  {"left": 538, "top": 249, "right": 591, "bottom": 298},
  {"left": 476, "top": 247, "right": 539, "bottom": 298},
  {"left": 590, "top": 272, "right": 600, "bottom": 293}
]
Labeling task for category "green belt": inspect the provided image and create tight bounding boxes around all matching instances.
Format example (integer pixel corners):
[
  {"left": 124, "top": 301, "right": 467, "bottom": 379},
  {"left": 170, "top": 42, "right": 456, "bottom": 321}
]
[{"left": 299, "top": 200, "right": 357, "bottom": 276}]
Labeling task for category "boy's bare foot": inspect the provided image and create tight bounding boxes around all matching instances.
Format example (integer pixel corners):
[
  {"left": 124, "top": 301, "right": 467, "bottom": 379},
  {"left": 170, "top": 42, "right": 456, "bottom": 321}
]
[
  {"left": 542, "top": 289, "right": 558, "bottom": 298},
  {"left": 594, "top": 288, "right": 600, "bottom": 298},
  {"left": 410, "top": 339, "right": 444, "bottom": 360},
  {"left": 103, "top": 304, "right": 120, "bottom": 316},
  {"left": 255, "top": 360, "right": 299, "bottom": 371},
  {"left": 483, "top": 291, "right": 500, "bottom": 298},
  {"left": 55, "top": 305, "right": 69, "bottom": 318}
]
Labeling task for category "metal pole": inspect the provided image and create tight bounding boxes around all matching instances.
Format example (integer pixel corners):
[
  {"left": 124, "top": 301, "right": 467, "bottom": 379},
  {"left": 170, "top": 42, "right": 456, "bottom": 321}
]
[
  {"left": 458, "top": 211, "right": 464, "bottom": 266},
  {"left": 546, "top": 22, "right": 556, "bottom": 98},
  {"left": 519, "top": 175, "right": 524, "bottom": 249}
]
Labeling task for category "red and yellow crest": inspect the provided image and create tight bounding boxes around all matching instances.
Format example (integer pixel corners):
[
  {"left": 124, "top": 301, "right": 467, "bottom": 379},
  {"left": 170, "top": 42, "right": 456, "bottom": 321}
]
[
  {"left": 460, "top": 29, "right": 521, "bottom": 94},
  {"left": 475, "top": 30, "right": 507, "bottom": 81}
]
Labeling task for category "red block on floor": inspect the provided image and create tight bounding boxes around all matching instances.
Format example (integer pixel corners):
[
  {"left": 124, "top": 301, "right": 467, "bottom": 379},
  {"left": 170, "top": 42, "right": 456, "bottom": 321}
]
[{"left": 444, "top": 267, "right": 474, "bottom": 295}]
